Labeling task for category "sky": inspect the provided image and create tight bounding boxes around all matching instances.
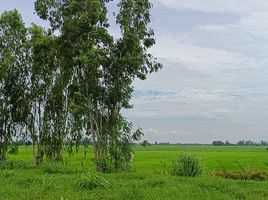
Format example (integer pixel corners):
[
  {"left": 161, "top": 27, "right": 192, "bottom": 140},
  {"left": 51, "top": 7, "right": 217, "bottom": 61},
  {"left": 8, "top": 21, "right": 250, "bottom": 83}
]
[{"left": 1, "top": 0, "right": 268, "bottom": 143}]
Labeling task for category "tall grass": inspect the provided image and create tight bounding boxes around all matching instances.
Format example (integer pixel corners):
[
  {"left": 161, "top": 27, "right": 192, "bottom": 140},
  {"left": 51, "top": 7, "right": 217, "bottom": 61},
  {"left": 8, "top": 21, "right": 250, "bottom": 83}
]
[
  {"left": 170, "top": 153, "right": 203, "bottom": 177},
  {"left": 78, "top": 171, "right": 111, "bottom": 190}
]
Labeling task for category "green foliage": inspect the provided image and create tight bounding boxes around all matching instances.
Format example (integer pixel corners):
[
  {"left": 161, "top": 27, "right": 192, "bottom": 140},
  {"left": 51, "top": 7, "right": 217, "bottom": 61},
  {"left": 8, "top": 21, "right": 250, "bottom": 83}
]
[
  {"left": 1, "top": 0, "right": 161, "bottom": 172},
  {"left": 0, "top": 10, "right": 28, "bottom": 161},
  {"left": 141, "top": 140, "right": 151, "bottom": 148},
  {"left": 170, "top": 154, "right": 203, "bottom": 177},
  {"left": 78, "top": 171, "right": 111, "bottom": 190},
  {"left": 0, "top": 160, "right": 28, "bottom": 170},
  {"left": 146, "top": 178, "right": 166, "bottom": 188},
  {"left": 212, "top": 141, "right": 225, "bottom": 146},
  {"left": 8, "top": 146, "right": 19, "bottom": 155},
  {"left": 121, "top": 183, "right": 143, "bottom": 200},
  {"left": 1, "top": 146, "right": 268, "bottom": 199},
  {"left": 33, "top": 0, "right": 161, "bottom": 171},
  {"left": 42, "top": 161, "right": 64, "bottom": 174},
  {"left": 94, "top": 156, "right": 114, "bottom": 173},
  {"left": 0, "top": 170, "right": 15, "bottom": 178}
]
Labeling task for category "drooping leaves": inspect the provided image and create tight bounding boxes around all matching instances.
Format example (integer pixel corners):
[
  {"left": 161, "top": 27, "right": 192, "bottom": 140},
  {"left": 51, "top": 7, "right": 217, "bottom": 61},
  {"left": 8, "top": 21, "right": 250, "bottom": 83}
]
[{"left": 0, "top": 1, "right": 161, "bottom": 171}]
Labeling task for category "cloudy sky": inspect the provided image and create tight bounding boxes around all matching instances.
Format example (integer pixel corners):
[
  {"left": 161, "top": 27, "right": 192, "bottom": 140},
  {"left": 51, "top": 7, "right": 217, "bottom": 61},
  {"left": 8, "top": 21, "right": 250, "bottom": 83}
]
[{"left": 1, "top": 0, "right": 268, "bottom": 143}]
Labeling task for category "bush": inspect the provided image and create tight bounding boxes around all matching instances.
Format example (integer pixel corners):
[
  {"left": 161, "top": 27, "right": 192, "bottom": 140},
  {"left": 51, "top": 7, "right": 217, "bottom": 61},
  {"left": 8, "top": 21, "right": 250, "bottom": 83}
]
[
  {"left": 0, "top": 170, "right": 15, "bottom": 178},
  {"left": 94, "top": 156, "right": 114, "bottom": 173},
  {"left": 42, "top": 161, "right": 64, "bottom": 174},
  {"left": 170, "top": 154, "right": 203, "bottom": 177},
  {"left": 78, "top": 171, "right": 111, "bottom": 190},
  {"left": 0, "top": 160, "right": 28, "bottom": 170},
  {"left": 8, "top": 146, "right": 19, "bottom": 155},
  {"left": 215, "top": 169, "right": 267, "bottom": 181}
]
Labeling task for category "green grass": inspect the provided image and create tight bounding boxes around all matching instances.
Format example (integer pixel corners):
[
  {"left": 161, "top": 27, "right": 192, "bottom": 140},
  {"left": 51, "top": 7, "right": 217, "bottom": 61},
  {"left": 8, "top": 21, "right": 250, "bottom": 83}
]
[{"left": 1, "top": 146, "right": 268, "bottom": 199}]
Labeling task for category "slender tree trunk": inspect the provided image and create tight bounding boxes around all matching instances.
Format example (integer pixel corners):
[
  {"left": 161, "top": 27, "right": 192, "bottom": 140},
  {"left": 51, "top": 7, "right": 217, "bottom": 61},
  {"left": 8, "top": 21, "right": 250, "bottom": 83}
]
[
  {"left": 0, "top": 113, "right": 8, "bottom": 162},
  {"left": 32, "top": 139, "right": 36, "bottom": 164},
  {"left": 36, "top": 100, "right": 44, "bottom": 165},
  {"left": 89, "top": 112, "right": 99, "bottom": 171},
  {"left": 0, "top": 138, "right": 7, "bottom": 162}
]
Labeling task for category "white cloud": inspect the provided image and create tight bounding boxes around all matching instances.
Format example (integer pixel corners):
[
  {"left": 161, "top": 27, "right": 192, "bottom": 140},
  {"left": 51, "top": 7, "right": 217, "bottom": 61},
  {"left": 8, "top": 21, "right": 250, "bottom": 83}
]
[
  {"left": 154, "top": 0, "right": 268, "bottom": 39},
  {"left": 201, "top": 11, "right": 268, "bottom": 39},
  {"left": 132, "top": 1, "right": 268, "bottom": 142},
  {"left": 153, "top": 0, "right": 268, "bottom": 15},
  {"left": 151, "top": 41, "right": 252, "bottom": 73},
  {"left": 3, "top": 0, "right": 268, "bottom": 143}
]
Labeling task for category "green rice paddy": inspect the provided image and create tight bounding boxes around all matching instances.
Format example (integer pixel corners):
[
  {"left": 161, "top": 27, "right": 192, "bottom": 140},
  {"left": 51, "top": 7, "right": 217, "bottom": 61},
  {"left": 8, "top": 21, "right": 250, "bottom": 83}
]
[{"left": 1, "top": 146, "right": 268, "bottom": 200}]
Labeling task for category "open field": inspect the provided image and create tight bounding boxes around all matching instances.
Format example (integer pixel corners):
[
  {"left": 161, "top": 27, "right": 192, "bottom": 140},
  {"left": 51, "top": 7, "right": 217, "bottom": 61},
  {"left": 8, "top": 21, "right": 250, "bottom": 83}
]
[{"left": 1, "top": 146, "right": 268, "bottom": 200}]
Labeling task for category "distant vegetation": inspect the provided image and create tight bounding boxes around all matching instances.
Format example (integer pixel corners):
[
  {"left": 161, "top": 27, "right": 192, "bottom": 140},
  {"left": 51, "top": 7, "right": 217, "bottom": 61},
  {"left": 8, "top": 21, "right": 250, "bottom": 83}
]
[
  {"left": 212, "top": 140, "right": 268, "bottom": 146},
  {"left": 141, "top": 140, "right": 151, "bottom": 148}
]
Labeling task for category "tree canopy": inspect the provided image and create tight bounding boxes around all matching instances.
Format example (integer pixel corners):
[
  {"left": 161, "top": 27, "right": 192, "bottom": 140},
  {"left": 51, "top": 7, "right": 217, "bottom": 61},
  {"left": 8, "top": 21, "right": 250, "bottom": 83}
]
[{"left": 0, "top": 0, "right": 161, "bottom": 172}]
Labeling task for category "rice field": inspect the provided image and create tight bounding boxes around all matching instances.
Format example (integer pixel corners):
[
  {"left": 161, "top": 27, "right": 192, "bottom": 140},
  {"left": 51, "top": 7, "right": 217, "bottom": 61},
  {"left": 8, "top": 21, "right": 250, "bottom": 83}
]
[{"left": 1, "top": 146, "right": 268, "bottom": 200}]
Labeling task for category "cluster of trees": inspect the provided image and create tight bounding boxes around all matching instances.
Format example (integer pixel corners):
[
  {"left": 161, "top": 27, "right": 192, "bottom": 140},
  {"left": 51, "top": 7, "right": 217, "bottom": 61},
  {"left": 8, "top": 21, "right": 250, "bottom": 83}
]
[
  {"left": 212, "top": 140, "right": 268, "bottom": 146},
  {"left": 0, "top": 0, "right": 161, "bottom": 172},
  {"left": 140, "top": 140, "right": 151, "bottom": 147}
]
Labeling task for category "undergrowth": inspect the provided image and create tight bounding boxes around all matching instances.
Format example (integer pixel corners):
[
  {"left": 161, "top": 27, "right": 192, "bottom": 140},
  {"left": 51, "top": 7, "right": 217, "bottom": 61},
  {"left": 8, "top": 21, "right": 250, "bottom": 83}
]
[
  {"left": 214, "top": 169, "right": 267, "bottom": 181},
  {"left": 0, "top": 160, "right": 29, "bottom": 170},
  {"left": 78, "top": 171, "right": 111, "bottom": 190},
  {"left": 170, "top": 153, "right": 203, "bottom": 177}
]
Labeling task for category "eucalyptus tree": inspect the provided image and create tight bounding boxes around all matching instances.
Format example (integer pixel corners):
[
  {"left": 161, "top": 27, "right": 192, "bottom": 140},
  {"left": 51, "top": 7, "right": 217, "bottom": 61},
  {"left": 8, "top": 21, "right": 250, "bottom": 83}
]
[
  {"left": 34, "top": 0, "right": 113, "bottom": 168},
  {"left": 26, "top": 24, "right": 59, "bottom": 164},
  {"left": 104, "top": 0, "right": 162, "bottom": 170},
  {"left": 0, "top": 10, "right": 29, "bottom": 161},
  {"left": 27, "top": 22, "right": 75, "bottom": 164},
  {"left": 34, "top": 0, "right": 161, "bottom": 171}
]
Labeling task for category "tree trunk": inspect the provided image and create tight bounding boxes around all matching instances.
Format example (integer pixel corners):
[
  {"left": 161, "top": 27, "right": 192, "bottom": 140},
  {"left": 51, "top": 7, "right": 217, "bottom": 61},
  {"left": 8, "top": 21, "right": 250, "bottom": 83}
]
[
  {"left": 0, "top": 140, "right": 7, "bottom": 162},
  {"left": 89, "top": 112, "right": 99, "bottom": 171},
  {"left": 32, "top": 139, "right": 36, "bottom": 165}
]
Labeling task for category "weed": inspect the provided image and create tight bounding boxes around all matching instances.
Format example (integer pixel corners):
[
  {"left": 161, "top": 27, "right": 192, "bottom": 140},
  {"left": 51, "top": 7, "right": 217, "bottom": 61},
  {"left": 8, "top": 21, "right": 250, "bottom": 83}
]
[
  {"left": 78, "top": 171, "right": 111, "bottom": 190},
  {"left": 146, "top": 178, "right": 166, "bottom": 188},
  {"left": 159, "top": 160, "right": 170, "bottom": 175},
  {"left": 0, "top": 170, "right": 15, "bottom": 178},
  {"left": 170, "top": 153, "right": 203, "bottom": 177},
  {"left": 121, "top": 182, "right": 143, "bottom": 200},
  {"left": 0, "top": 160, "right": 28, "bottom": 170},
  {"left": 42, "top": 161, "right": 64, "bottom": 174}
]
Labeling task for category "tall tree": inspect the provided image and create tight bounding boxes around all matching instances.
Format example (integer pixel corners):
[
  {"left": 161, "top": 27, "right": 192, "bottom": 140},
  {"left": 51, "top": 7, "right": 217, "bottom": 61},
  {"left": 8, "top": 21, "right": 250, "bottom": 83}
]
[
  {"left": 34, "top": 0, "right": 161, "bottom": 171},
  {"left": 0, "top": 10, "right": 28, "bottom": 161},
  {"left": 26, "top": 24, "right": 60, "bottom": 164}
]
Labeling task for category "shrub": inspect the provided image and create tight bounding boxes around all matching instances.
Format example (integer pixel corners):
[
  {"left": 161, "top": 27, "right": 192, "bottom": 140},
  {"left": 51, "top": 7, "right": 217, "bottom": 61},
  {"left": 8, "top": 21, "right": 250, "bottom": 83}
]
[
  {"left": 170, "top": 153, "right": 203, "bottom": 177},
  {"left": 159, "top": 160, "right": 169, "bottom": 175},
  {"left": 146, "top": 178, "right": 166, "bottom": 188},
  {"left": 0, "top": 160, "right": 28, "bottom": 170},
  {"left": 78, "top": 171, "right": 111, "bottom": 190},
  {"left": 215, "top": 169, "right": 267, "bottom": 181},
  {"left": 0, "top": 170, "right": 15, "bottom": 178},
  {"left": 121, "top": 183, "right": 143, "bottom": 199},
  {"left": 42, "top": 161, "right": 64, "bottom": 174},
  {"left": 94, "top": 156, "right": 114, "bottom": 173},
  {"left": 8, "top": 146, "right": 19, "bottom": 155}
]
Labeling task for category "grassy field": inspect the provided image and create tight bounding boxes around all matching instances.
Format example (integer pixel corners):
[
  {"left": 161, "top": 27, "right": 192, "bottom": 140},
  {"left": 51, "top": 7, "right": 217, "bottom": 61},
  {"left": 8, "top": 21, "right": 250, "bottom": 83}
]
[{"left": 1, "top": 146, "right": 268, "bottom": 200}]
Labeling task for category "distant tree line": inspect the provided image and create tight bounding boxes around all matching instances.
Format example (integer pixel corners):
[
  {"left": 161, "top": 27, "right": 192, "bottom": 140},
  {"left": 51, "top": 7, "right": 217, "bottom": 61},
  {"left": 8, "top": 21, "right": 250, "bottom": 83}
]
[
  {"left": 212, "top": 140, "right": 268, "bottom": 146},
  {"left": 142, "top": 140, "right": 268, "bottom": 146}
]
